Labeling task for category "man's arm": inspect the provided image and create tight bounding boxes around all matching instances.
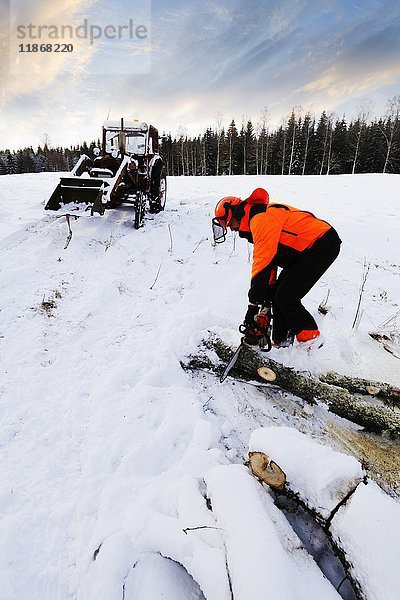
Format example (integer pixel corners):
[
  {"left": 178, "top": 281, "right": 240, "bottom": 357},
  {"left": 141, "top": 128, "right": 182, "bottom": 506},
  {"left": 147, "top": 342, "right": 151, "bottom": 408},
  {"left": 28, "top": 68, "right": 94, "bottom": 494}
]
[{"left": 248, "top": 211, "right": 282, "bottom": 304}]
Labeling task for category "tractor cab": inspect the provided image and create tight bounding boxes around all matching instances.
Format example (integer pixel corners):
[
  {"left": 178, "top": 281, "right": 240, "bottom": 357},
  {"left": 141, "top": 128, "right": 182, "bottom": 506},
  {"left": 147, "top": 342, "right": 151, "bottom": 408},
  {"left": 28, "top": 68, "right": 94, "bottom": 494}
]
[{"left": 102, "top": 119, "right": 159, "bottom": 158}]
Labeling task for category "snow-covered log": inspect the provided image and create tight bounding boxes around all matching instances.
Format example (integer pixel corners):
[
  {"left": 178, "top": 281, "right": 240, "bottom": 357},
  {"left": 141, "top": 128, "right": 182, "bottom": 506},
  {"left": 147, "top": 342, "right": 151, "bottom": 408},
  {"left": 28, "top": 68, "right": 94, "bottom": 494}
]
[
  {"left": 249, "top": 427, "right": 364, "bottom": 520},
  {"left": 319, "top": 371, "right": 400, "bottom": 404},
  {"left": 249, "top": 427, "right": 400, "bottom": 600},
  {"left": 123, "top": 554, "right": 207, "bottom": 600},
  {"left": 205, "top": 464, "right": 341, "bottom": 600},
  {"left": 330, "top": 481, "right": 400, "bottom": 600},
  {"left": 184, "top": 336, "right": 400, "bottom": 437}
]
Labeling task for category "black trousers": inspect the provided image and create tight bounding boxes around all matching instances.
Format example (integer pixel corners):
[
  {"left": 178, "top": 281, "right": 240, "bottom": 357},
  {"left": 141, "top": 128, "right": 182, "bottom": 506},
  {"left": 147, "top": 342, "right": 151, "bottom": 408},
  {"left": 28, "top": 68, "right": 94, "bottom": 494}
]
[{"left": 272, "top": 228, "right": 341, "bottom": 344}]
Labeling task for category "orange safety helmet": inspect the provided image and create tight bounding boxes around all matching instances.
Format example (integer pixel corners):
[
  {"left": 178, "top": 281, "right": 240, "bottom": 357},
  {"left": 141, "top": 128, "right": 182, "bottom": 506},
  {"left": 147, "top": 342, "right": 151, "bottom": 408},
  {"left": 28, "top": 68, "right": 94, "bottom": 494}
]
[
  {"left": 245, "top": 188, "right": 269, "bottom": 204},
  {"left": 212, "top": 196, "right": 244, "bottom": 243}
]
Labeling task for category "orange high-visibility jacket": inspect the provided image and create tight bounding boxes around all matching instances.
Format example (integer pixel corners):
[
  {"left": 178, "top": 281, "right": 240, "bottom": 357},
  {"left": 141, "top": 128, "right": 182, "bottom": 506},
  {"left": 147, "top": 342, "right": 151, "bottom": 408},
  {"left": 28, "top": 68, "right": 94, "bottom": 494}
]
[{"left": 244, "top": 203, "right": 331, "bottom": 304}]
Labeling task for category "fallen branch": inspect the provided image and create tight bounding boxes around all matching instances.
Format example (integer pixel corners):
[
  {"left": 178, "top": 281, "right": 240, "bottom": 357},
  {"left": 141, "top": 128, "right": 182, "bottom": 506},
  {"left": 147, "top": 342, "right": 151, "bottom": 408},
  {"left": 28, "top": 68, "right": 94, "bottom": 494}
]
[
  {"left": 369, "top": 331, "right": 400, "bottom": 360},
  {"left": 168, "top": 224, "right": 173, "bottom": 253},
  {"left": 192, "top": 236, "right": 208, "bottom": 253},
  {"left": 182, "top": 525, "right": 222, "bottom": 534},
  {"left": 149, "top": 264, "right": 162, "bottom": 289},
  {"left": 352, "top": 257, "right": 371, "bottom": 330},
  {"left": 318, "top": 289, "right": 330, "bottom": 315},
  {"left": 64, "top": 214, "right": 73, "bottom": 249},
  {"left": 183, "top": 335, "right": 400, "bottom": 437}
]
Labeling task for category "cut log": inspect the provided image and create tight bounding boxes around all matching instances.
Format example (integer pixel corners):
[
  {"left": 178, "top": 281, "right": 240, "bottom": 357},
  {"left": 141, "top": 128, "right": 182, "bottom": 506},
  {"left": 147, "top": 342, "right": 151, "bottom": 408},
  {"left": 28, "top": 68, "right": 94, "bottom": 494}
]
[
  {"left": 248, "top": 451, "right": 286, "bottom": 491},
  {"left": 183, "top": 335, "right": 400, "bottom": 438}
]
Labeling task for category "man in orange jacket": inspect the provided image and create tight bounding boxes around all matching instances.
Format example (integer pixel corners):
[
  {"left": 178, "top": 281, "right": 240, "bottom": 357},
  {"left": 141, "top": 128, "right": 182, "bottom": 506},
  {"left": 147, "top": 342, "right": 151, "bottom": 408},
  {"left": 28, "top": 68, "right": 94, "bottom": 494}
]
[{"left": 212, "top": 188, "right": 341, "bottom": 347}]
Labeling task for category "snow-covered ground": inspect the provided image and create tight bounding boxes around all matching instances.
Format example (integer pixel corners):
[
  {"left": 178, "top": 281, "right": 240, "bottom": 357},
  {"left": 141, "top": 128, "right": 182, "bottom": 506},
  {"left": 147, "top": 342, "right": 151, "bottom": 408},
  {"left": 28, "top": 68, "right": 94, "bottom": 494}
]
[{"left": 0, "top": 172, "right": 399, "bottom": 599}]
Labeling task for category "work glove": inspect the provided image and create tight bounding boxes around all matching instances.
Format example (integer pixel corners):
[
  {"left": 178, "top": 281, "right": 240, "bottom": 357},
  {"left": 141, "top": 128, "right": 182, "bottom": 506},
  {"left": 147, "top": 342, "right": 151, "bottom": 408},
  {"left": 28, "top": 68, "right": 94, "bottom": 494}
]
[
  {"left": 242, "top": 304, "right": 264, "bottom": 346},
  {"left": 255, "top": 306, "right": 272, "bottom": 333},
  {"left": 241, "top": 304, "right": 273, "bottom": 349},
  {"left": 243, "top": 304, "right": 259, "bottom": 328}
]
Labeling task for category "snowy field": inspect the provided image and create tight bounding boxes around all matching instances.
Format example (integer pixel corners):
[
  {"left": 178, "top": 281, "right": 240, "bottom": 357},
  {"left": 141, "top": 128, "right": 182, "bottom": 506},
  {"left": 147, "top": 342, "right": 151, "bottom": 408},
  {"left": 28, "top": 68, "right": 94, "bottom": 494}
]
[{"left": 0, "top": 172, "right": 399, "bottom": 599}]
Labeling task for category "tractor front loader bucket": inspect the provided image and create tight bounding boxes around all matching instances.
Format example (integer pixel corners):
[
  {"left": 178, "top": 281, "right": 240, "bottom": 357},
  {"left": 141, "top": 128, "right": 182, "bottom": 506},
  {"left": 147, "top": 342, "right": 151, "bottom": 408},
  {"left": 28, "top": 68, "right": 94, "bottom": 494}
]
[{"left": 45, "top": 177, "right": 106, "bottom": 216}]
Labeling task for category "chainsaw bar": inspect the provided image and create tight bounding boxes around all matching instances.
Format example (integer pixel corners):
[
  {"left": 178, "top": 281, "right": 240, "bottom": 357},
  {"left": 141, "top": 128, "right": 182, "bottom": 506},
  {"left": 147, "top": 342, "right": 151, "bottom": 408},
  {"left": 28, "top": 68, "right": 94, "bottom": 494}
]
[{"left": 219, "top": 340, "right": 244, "bottom": 383}]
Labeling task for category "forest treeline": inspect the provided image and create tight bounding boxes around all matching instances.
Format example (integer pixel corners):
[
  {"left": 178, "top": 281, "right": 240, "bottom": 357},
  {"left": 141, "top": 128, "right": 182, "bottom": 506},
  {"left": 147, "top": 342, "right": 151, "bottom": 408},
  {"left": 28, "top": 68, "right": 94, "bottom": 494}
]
[{"left": 1, "top": 100, "right": 399, "bottom": 176}]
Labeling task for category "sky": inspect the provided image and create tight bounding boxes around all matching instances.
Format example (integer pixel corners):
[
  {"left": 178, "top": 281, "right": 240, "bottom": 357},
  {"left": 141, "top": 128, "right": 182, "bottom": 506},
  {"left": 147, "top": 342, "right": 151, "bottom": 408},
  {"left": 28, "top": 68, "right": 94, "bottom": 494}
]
[{"left": 0, "top": 0, "right": 399, "bottom": 150}]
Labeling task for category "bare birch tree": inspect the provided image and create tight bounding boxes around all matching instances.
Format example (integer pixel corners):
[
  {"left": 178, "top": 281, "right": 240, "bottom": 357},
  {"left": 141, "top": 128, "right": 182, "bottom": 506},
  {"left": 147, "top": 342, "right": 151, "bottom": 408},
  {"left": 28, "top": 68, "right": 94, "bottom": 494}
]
[
  {"left": 177, "top": 126, "right": 187, "bottom": 176},
  {"left": 381, "top": 96, "right": 400, "bottom": 173},
  {"left": 254, "top": 122, "right": 261, "bottom": 175},
  {"left": 241, "top": 114, "right": 249, "bottom": 175},
  {"left": 326, "top": 113, "right": 336, "bottom": 175},
  {"left": 352, "top": 102, "right": 372, "bottom": 174},
  {"left": 258, "top": 107, "right": 270, "bottom": 175},
  {"left": 319, "top": 112, "right": 334, "bottom": 175},
  {"left": 215, "top": 112, "right": 223, "bottom": 176},
  {"left": 280, "top": 116, "right": 287, "bottom": 175}
]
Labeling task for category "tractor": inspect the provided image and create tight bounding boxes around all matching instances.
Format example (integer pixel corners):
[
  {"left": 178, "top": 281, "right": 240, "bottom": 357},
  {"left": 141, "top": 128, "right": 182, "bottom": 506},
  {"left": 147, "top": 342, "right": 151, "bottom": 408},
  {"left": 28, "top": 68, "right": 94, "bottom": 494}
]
[{"left": 45, "top": 119, "right": 167, "bottom": 229}]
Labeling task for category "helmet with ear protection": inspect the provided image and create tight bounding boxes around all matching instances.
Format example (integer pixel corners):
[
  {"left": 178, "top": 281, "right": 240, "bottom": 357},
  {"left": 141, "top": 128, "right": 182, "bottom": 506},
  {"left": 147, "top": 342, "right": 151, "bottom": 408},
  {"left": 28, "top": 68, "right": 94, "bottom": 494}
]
[
  {"left": 212, "top": 189, "right": 269, "bottom": 243},
  {"left": 212, "top": 196, "right": 245, "bottom": 243}
]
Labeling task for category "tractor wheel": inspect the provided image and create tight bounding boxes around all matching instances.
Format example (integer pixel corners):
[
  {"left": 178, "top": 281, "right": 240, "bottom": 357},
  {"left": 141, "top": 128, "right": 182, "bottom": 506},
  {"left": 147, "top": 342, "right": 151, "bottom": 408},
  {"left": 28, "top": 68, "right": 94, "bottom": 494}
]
[
  {"left": 149, "top": 164, "right": 167, "bottom": 213},
  {"left": 134, "top": 192, "right": 146, "bottom": 229}
]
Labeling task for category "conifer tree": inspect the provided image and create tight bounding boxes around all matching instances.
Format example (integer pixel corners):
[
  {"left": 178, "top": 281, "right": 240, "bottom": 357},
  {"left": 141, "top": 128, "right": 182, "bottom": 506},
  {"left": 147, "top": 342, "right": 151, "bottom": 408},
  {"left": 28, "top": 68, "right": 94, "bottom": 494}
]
[
  {"left": 2, "top": 102, "right": 400, "bottom": 177},
  {"left": 301, "top": 112, "right": 314, "bottom": 175},
  {"left": 0, "top": 154, "right": 7, "bottom": 175},
  {"left": 331, "top": 118, "right": 348, "bottom": 174},
  {"left": 226, "top": 119, "right": 239, "bottom": 175},
  {"left": 244, "top": 120, "right": 256, "bottom": 174}
]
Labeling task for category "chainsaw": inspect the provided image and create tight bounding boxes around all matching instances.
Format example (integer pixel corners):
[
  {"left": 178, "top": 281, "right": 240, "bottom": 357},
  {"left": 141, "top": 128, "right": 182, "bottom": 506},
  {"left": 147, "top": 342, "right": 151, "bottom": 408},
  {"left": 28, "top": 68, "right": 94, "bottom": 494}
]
[{"left": 220, "top": 307, "right": 272, "bottom": 383}]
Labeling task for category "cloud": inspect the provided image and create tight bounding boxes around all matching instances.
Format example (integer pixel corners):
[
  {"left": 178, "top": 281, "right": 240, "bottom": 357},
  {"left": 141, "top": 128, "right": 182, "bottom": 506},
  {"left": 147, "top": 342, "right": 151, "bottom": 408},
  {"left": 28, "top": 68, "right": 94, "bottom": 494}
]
[
  {"left": 290, "top": 12, "right": 400, "bottom": 111},
  {"left": 1, "top": 0, "right": 400, "bottom": 149},
  {"left": 297, "top": 62, "right": 400, "bottom": 99},
  {"left": 0, "top": 0, "right": 151, "bottom": 147},
  {"left": 1, "top": 0, "right": 97, "bottom": 106}
]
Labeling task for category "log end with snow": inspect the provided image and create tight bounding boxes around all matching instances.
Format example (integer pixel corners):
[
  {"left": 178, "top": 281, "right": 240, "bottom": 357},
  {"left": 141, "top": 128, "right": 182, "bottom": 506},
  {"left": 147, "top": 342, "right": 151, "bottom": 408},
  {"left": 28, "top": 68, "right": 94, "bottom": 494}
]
[{"left": 249, "top": 426, "right": 364, "bottom": 519}]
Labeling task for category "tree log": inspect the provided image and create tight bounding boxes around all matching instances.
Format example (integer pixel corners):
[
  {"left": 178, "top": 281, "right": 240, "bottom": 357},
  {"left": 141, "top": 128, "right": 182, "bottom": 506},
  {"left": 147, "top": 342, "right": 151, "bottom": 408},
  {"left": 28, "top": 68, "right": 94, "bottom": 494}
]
[
  {"left": 183, "top": 336, "right": 400, "bottom": 438},
  {"left": 319, "top": 372, "right": 400, "bottom": 404}
]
